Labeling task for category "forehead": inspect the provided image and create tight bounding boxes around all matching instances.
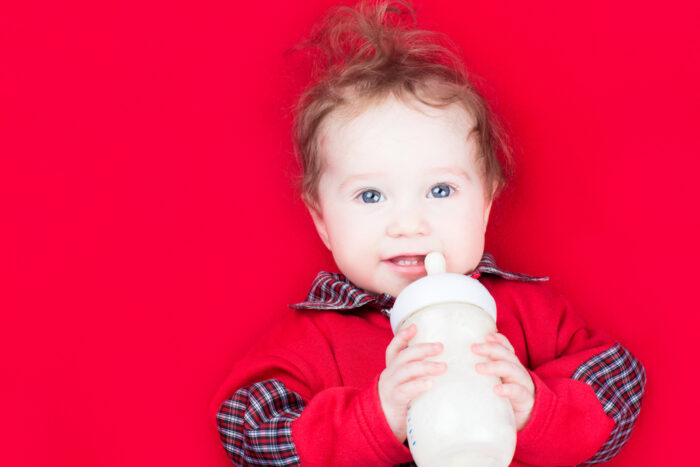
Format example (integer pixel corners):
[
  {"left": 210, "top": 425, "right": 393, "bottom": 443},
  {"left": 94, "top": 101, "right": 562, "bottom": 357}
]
[{"left": 318, "top": 96, "right": 477, "bottom": 174}]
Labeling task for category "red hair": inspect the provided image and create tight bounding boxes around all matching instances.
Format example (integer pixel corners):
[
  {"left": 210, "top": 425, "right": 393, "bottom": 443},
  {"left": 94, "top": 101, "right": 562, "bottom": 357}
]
[{"left": 291, "top": 0, "right": 512, "bottom": 210}]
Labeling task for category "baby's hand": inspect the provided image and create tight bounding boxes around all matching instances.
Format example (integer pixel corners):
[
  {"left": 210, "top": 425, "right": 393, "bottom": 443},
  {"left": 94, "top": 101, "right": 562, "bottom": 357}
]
[
  {"left": 471, "top": 333, "right": 535, "bottom": 431},
  {"left": 378, "top": 323, "right": 446, "bottom": 443}
]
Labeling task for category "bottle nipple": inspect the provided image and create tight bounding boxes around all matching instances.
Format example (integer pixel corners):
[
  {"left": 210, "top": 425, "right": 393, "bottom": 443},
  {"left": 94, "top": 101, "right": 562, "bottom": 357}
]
[{"left": 424, "top": 252, "right": 446, "bottom": 275}]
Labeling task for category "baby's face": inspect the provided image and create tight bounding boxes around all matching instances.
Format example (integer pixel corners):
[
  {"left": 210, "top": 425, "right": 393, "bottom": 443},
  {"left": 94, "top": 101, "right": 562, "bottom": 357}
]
[{"left": 308, "top": 96, "right": 493, "bottom": 298}]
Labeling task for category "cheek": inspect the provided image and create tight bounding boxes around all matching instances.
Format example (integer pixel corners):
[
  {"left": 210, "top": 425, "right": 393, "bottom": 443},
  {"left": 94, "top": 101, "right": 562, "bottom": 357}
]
[
  {"left": 434, "top": 202, "right": 485, "bottom": 234},
  {"left": 437, "top": 210, "right": 487, "bottom": 271},
  {"left": 324, "top": 209, "right": 367, "bottom": 253}
]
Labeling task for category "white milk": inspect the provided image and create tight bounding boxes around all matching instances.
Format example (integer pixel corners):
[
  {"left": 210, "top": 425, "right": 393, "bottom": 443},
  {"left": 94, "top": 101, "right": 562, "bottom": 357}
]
[{"left": 390, "top": 252, "right": 516, "bottom": 467}]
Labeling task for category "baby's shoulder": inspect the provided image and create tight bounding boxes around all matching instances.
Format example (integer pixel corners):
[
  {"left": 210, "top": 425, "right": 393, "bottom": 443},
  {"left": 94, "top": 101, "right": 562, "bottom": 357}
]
[{"left": 480, "top": 275, "right": 573, "bottom": 322}]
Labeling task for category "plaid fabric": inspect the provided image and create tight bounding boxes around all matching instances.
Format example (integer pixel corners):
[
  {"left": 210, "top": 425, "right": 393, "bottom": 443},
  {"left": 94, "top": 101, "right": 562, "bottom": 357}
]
[
  {"left": 217, "top": 253, "right": 547, "bottom": 466},
  {"left": 217, "top": 379, "right": 304, "bottom": 466},
  {"left": 290, "top": 251, "right": 548, "bottom": 317},
  {"left": 217, "top": 380, "right": 418, "bottom": 467},
  {"left": 572, "top": 343, "right": 647, "bottom": 465},
  {"left": 476, "top": 252, "right": 549, "bottom": 282}
]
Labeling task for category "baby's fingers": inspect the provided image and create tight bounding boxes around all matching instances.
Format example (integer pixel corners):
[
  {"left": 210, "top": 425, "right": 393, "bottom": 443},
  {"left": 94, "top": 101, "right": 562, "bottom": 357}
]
[
  {"left": 495, "top": 383, "right": 534, "bottom": 409},
  {"left": 391, "top": 360, "right": 447, "bottom": 385},
  {"left": 475, "top": 360, "right": 531, "bottom": 389},
  {"left": 386, "top": 324, "right": 417, "bottom": 365},
  {"left": 471, "top": 342, "right": 519, "bottom": 365},
  {"left": 485, "top": 333, "right": 515, "bottom": 353},
  {"left": 394, "top": 378, "right": 434, "bottom": 405}
]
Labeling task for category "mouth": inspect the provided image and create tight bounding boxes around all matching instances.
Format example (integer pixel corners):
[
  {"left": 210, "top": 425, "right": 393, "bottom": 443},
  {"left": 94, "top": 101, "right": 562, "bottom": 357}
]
[
  {"left": 383, "top": 254, "right": 428, "bottom": 274},
  {"left": 389, "top": 255, "right": 426, "bottom": 265}
]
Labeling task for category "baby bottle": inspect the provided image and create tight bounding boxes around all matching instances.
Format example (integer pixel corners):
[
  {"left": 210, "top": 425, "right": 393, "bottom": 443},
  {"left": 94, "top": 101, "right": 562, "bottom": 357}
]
[{"left": 389, "top": 252, "right": 516, "bottom": 467}]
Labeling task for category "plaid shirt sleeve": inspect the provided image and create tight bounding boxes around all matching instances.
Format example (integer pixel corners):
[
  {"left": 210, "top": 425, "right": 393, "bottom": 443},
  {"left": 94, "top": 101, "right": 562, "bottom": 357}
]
[
  {"left": 503, "top": 279, "right": 646, "bottom": 466},
  {"left": 216, "top": 377, "right": 417, "bottom": 467},
  {"left": 216, "top": 379, "right": 305, "bottom": 466},
  {"left": 573, "top": 343, "right": 647, "bottom": 465}
]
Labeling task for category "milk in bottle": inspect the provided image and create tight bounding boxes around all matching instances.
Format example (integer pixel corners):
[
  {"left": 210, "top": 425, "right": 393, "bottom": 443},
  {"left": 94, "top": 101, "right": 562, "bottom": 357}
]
[{"left": 389, "top": 252, "right": 516, "bottom": 467}]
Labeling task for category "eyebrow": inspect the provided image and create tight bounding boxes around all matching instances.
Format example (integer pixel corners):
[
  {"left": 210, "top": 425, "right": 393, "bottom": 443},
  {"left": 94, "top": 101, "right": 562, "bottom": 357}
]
[
  {"left": 338, "top": 172, "right": 383, "bottom": 191},
  {"left": 427, "top": 167, "right": 472, "bottom": 181},
  {"left": 338, "top": 167, "right": 471, "bottom": 191}
]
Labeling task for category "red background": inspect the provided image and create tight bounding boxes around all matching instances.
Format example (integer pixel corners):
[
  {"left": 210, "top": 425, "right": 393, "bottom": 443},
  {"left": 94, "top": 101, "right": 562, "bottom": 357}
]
[{"left": 2, "top": 1, "right": 699, "bottom": 465}]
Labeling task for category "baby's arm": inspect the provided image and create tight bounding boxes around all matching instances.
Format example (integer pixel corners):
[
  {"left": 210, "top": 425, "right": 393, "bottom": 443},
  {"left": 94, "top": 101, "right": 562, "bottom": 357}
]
[
  {"left": 212, "top": 312, "right": 415, "bottom": 466},
  {"left": 519, "top": 344, "right": 645, "bottom": 466},
  {"left": 482, "top": 282, "right": 646, "bottom": 466},
  {"left": 216, "top": 379, "right": 304, "bottom": 465}
]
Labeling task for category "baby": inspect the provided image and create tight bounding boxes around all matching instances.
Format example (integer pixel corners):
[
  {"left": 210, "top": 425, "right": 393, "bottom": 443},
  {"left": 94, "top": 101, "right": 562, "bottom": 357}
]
[{"left": 212, "top": 1, "right": 646, "bottom": 466}]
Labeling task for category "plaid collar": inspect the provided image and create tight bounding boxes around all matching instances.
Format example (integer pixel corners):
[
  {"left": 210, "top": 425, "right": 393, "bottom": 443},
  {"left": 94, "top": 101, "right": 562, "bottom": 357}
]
[{"left": 290, "top": 252, "right": 548, "bottom": 317}]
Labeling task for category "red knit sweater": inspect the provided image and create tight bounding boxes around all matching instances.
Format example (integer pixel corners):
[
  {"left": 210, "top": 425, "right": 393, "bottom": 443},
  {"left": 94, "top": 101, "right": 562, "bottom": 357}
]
[{"left": 212, "top": 268, "right": 645, "bottom": 466}]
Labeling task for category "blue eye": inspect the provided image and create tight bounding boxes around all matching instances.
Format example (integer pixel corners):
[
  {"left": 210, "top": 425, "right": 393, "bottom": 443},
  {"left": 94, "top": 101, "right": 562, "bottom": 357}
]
[
  {"left": 359, "top": 189, "right": 383, "bottom": 203},
  {"left": 429, "top": 184, "right": 453, "bottom": 198}
]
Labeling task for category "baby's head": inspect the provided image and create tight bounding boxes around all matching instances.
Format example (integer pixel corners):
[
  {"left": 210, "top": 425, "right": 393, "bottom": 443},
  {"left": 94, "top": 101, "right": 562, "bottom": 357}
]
[{"left": 292, "top": 1, "right": 511, "bottom": 298}]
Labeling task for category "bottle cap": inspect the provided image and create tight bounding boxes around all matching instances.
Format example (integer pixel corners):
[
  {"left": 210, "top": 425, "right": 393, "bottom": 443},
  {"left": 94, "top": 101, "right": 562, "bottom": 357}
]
[{"left": 389, "top": 252, "right": 497, "bottom": 334}]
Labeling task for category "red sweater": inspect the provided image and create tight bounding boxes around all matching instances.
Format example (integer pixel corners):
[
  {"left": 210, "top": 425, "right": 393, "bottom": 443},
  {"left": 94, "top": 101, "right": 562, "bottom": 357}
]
[{"left": 212, "top": 265, "right": 645, "bottom": 466}]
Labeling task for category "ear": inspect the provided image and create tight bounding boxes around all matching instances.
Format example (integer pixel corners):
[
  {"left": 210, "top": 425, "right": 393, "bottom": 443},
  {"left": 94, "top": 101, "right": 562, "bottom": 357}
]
[{"left": 306, "top": 203, "right": 332, "bottom": 251}]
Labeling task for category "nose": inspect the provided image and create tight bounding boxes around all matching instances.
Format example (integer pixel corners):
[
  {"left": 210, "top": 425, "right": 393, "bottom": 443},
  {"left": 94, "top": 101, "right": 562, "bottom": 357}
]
[{"left": 385, "top": 205, "right": 430, "bottom": 238}]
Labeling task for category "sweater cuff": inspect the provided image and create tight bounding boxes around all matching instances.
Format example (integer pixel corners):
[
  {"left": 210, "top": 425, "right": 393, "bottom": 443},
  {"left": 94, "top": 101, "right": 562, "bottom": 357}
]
[
  {"left": 515, "top": 370, "right": 555, "bottom": 455},
  {"left": 356, "top": 373, "right": 413, "bottom": 463},
  {"left": 514, "top": 369, "right": 615, "bottom": 466}
]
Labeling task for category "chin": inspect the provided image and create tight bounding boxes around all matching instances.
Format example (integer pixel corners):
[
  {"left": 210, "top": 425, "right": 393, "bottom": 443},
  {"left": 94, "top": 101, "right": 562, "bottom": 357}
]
[{"left": 386, "top": 282, "right": 410, "bottom": 299}]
